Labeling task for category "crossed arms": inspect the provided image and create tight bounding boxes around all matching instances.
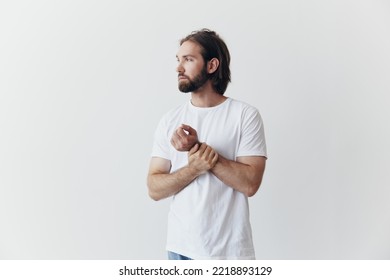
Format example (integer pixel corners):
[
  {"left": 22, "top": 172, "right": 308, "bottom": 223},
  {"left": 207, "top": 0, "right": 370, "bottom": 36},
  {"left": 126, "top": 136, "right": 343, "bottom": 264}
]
[{"left": 147, "top": 124, "right": 266, "bottom": 201}]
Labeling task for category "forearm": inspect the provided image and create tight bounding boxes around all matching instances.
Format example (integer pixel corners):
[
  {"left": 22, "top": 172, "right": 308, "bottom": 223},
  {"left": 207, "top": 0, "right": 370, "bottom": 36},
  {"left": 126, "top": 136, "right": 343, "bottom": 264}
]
[
  {"left": 147, "top": 143, "right": 219, "bottom": 201},
  {"left": 147, "top": 165, "right": 200, "bottom": 201},
  {"left": 211, "top": 154, "right": 265, "bottom": 197}
]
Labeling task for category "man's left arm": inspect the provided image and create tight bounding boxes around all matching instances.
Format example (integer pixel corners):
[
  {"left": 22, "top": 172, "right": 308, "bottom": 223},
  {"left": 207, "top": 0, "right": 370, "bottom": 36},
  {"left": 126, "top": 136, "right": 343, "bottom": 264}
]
[{"left": 211, "top": 155, "right": 266, "bottom": 197}]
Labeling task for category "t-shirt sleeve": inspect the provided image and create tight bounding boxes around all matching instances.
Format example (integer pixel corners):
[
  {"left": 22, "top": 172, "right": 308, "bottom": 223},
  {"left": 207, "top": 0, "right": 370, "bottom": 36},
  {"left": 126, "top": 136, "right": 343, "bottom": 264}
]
[
  {"left": 151, "top": 117, "right": 171, "bottom": 160},
  {"left": 236, "top": 107, "right": 267, "bottom": 158}
]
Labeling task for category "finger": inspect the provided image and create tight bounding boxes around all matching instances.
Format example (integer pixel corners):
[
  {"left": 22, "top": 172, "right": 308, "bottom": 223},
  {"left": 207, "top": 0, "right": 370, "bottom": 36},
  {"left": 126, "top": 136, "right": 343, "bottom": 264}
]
[
  {"left": 171, "top": 130, "right": 179, "bottom": 142},
  {"left": 171, "top": 131, "right": 180, "bottom": 144},
  {"left": 189, "top": 143, "right": 199, "bottom": 155},
  {"left": 175, "top": 127, "right": 187, "bottom": 139},
  {"left": 210, "top": 152, "right": 219, "bottom": 168},
  {"left": 171, "top": 136, "right": 181, "bottom": 150},
  {"left": 181, "top": 124, "right": 197, "bottom": 136},
  {"left": 199, "top": 143, "right": 210, "bottom": 158},
  {"left": 199, "top": 142, "right": 207, "bottom": 152},
  {"left": 212, "top": 151, "right": 219, "bottom": 164},
  {"left": 203, "top": 146, "right": 213, "bottom": 160}
]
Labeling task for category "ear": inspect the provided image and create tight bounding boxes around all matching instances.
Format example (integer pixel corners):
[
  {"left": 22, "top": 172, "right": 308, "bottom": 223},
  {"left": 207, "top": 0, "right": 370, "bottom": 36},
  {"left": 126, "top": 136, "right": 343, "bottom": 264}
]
[{"left": 207, "top": 58, "right": 219, "bottom": 74}]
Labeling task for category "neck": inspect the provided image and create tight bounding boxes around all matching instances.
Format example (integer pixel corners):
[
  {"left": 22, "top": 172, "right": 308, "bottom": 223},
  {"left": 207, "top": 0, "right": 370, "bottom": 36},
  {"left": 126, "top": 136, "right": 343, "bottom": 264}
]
[{"left": 190, "top": 82, "right": 227, "bottom": 108}]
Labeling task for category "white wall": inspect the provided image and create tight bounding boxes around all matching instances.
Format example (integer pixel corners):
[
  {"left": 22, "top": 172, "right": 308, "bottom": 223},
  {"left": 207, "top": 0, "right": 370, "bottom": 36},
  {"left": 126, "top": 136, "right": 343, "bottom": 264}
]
[{"left": 1, "top": 0, "right": 389, "bottom": 259}]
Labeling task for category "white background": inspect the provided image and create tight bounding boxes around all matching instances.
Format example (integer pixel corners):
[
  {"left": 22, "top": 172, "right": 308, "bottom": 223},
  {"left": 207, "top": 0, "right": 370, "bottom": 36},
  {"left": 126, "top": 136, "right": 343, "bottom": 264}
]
[{"left": 1, "top": 0, "right": 389, "bottom": 259}]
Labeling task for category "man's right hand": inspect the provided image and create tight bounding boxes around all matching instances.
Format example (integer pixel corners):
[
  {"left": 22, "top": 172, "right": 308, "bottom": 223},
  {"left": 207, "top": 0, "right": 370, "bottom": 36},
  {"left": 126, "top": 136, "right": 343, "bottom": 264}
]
[
  {"left": 188, "top": 143, "right": 219, "bottom": 175},
  {"left": 171, "top": 124, "right": 199, "bottom": 152}
]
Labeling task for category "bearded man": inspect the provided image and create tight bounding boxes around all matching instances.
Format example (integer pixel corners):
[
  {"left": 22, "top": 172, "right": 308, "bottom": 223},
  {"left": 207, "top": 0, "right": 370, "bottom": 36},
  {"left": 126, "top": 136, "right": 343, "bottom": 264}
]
[{"left": 147, "top": 29, "right": 267, "bottom": 260}]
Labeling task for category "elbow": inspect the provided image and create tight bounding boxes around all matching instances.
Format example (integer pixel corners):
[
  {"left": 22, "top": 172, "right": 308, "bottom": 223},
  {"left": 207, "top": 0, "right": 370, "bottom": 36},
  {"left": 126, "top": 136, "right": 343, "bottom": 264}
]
[
  {"left": 246, "top": 179, "right": 262, "bottom": 197},
  {"left": 147, "top": 185, "right": 162, "bottom": 201},
  {"left": 148, "top": 190, "right": 161, "bottom": 201},
  {"left": 246, "top": 185, "right": 259, "bottom": 197},
  {"left": 147, "top": 178, "right": 162, "bottom": 201},
  {"left": 245, "top": 163, "right": 266, "bottom": 197}
]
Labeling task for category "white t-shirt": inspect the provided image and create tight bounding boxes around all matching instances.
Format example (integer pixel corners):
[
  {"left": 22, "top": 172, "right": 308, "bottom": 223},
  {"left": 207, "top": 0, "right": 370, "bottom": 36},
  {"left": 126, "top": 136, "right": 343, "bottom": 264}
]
[{"left": 151, "top": 97, "right": 267, "bottom": 259}]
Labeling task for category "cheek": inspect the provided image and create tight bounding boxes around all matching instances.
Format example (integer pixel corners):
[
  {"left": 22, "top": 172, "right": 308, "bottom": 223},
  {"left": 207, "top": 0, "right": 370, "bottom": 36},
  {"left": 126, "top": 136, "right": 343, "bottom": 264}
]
[
  {"left": 183, "top": 68, "right": 194, "bottom": 78},
  {"left": 186, "top": 64, "right": 201, "bottom": 76}
]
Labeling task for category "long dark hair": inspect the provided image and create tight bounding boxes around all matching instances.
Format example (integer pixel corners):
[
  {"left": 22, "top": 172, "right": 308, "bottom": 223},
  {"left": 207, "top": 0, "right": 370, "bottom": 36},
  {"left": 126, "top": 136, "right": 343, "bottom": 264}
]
[{"left": 180, "top": 29, "right": 231, "bottom": 95}]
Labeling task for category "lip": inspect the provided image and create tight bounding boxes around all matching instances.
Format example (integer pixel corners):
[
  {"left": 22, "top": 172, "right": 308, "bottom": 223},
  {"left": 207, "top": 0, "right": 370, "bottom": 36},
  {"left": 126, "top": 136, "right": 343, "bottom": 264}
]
[{"left": 178, "top": 75, "right": 188, "bottom": 80}]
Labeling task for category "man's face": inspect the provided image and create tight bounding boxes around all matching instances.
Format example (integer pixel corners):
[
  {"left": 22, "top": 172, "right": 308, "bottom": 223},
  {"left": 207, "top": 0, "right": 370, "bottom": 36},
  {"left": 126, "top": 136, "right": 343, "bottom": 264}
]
[{"left": 176, "top": 41, "right": 209, "bottom": 93}]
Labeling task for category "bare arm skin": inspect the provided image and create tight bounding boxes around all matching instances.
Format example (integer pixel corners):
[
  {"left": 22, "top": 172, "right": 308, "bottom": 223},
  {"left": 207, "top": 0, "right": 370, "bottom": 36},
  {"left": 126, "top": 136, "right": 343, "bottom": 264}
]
[
  {"left": 147, "top": 143, "right": 218, "bottom": 201},
  {"left": 170, "top": 124, "right": 266, "bottom": 197},
  {"left": 211, "top": 155, "right": 266, "bottom": 197}
]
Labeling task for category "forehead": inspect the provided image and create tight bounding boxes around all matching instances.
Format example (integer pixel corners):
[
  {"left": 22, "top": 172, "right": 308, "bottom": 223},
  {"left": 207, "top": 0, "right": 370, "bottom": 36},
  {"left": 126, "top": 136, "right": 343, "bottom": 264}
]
[{"left": 176, "top": 40, "right": 203, "bottom": 58}]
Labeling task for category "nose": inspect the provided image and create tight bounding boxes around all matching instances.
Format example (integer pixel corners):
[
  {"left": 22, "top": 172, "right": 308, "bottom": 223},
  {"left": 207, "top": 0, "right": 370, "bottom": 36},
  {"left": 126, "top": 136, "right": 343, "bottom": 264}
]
[{"left": 176, "top": 61, "right": 184, "bottom": 73}]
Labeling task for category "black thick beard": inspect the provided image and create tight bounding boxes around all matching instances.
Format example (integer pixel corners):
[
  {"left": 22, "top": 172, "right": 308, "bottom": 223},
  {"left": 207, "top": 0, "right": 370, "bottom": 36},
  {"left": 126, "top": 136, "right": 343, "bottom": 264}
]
[{"left": 178, "top": 66, "right": 209, "bottom": 93}]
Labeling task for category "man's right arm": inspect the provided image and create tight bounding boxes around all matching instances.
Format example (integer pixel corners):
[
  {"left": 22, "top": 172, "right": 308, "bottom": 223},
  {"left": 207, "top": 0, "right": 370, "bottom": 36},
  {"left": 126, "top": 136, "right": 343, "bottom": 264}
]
[
  {"left": 147, "top": 157, "right": 199, "bottom": 201},
  {"left": 147, "top": 143, "right": 218, "bottom": 201}
]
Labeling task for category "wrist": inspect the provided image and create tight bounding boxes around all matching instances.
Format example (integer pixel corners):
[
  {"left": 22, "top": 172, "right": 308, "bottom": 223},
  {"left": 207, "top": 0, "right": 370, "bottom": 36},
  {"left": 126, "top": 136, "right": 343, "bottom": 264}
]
[{"left": 186, "top": 164, "right": 204, "bottom": 177}]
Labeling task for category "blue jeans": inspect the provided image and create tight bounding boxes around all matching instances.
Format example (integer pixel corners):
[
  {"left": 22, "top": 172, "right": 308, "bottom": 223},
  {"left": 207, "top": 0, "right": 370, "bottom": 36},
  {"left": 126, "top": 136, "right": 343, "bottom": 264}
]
[{"left": 168, "top": 251, "right": 192, "bottom": 260}]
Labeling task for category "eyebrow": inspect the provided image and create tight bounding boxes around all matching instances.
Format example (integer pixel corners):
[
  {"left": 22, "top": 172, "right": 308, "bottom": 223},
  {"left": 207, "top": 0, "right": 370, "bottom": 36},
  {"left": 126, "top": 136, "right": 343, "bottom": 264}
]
[{"left": 176, "top": 54, "right": 196, "bottom": 59}]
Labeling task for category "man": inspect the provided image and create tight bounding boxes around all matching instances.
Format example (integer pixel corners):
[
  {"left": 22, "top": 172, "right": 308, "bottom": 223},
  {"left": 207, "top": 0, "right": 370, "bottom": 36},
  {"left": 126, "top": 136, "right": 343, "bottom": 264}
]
[{"left": 147, "top": 29, "right": 267, "bottom": 260}]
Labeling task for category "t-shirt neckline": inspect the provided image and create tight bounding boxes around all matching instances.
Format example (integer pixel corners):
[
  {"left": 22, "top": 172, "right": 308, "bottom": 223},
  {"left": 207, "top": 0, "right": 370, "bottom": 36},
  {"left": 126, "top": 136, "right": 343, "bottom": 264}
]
[{"left": 188, "top": 97, "right": 231, "bottom": 112}]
